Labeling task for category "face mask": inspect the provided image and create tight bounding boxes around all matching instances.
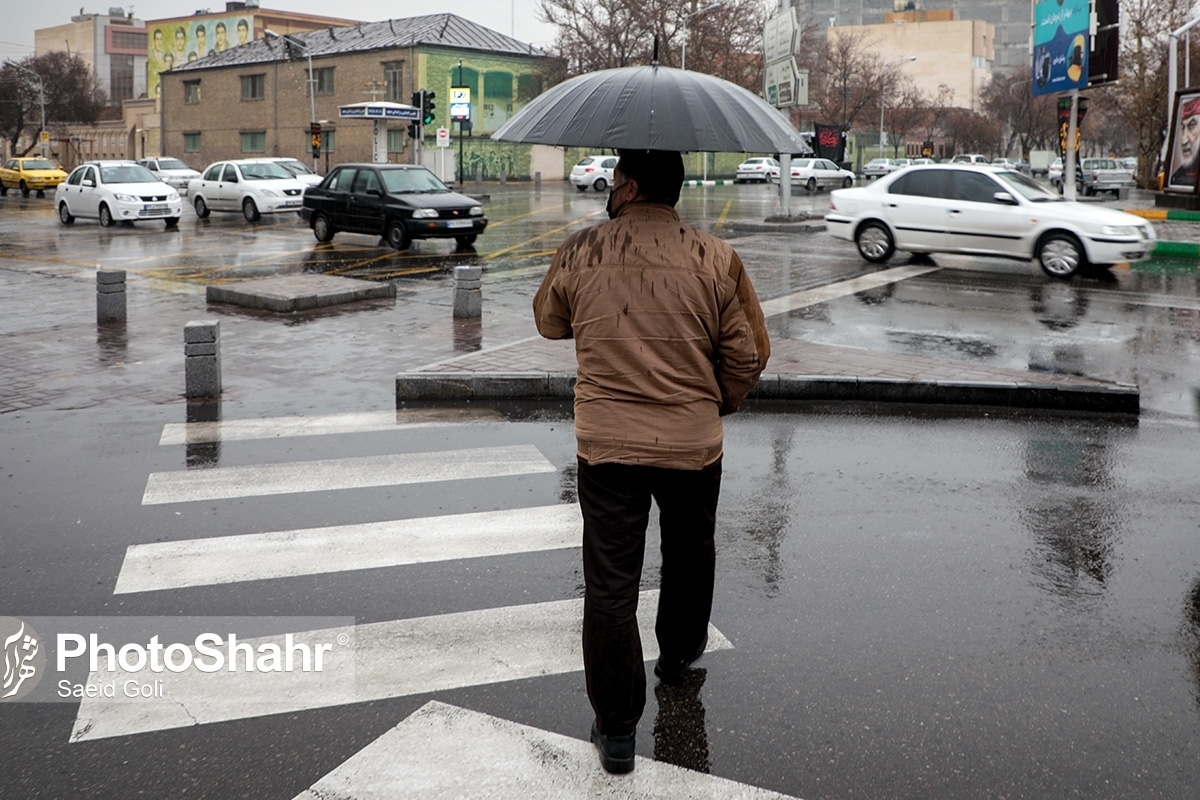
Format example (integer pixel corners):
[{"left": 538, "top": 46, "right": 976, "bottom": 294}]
[{"left": 605, "top": 189, "right": 615, "bottom": 219}]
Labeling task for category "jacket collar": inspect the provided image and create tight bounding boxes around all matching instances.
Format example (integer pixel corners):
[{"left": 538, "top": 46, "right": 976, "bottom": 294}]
[{"left": 614, "top": 202, "right": 681, "bottom": 223}]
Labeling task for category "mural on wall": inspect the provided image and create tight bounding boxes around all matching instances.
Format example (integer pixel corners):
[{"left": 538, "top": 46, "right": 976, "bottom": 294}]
[{"left": 148, "top": 15, "right": 253, "bottom": 98}]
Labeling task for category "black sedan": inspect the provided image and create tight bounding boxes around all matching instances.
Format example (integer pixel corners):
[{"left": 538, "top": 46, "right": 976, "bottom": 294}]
[{"left": 301, "top": 163, "right": 487, "bottom": 250}]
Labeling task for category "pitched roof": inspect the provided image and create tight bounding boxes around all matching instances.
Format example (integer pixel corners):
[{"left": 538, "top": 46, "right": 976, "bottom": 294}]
[{"left": 173, "top": 13, "right": 544, "bottom": 73}]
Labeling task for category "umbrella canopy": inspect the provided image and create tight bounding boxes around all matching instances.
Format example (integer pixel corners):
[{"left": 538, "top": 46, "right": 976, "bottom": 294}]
[{"left": 491, "top": 65, "right": 809, "bottom": 154}]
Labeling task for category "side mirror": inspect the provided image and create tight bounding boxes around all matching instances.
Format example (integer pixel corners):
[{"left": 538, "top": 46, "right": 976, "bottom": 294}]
[
  {"left": 993, "top": 191, "right": 1017, "bottom": 205},
  {"left": 366, "top": 187, "right": 381, "bottom": 196},
  {"left": 83, "top": 179, "right": 95, "bottom": 188}
]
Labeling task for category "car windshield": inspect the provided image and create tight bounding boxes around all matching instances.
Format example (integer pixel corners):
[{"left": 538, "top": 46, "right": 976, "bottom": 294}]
[
  {"left": 240, "top": 162, "right": 293, "bottom": 180},
  {"left": 380, "top": 167, "right": 449, "bottom": 194},
  {"left": 158, "top": 158, "right": 191, "bottom": 170},
  {"left": 99, "top": 165, "right": 158, "bottom": 184},
  {"left": 993, "top": 169, "right": 1062, "bottom": 202},
  {"left": 23, "top": 159, "right": 57, "bottom": 170},
  {"left": 279, "top": 161, "right": 315, "bottom": 175}
]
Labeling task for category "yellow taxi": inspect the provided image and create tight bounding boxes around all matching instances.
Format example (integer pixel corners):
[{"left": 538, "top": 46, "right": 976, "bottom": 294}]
[{"left": 0, "top": 157, "right": 69, "bottom": 197}]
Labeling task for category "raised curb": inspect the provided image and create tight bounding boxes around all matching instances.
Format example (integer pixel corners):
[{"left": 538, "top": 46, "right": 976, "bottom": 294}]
[
  {"left": 206, "top": 274, "right": 396, "bottom": 312},
  {"left": 395, "top": 371, "right": 1139, "bottom": 414}
]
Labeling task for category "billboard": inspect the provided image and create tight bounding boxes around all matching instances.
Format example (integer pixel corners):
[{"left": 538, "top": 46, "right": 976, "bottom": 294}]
[
  {"left": 148, "top": 14, "right": 253, "bottom": 98},
  {"left": 1165, "top": 90, "right": 1200, "bottom": 194},
  {"left": 1032, "top": 0, "right": 1089, "bottom": 97}
]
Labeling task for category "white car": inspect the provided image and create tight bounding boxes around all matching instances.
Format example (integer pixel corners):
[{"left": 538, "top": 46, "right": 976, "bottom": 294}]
[
  {"left": 990, "top": 158, "right": 1019, "bottom": 169},
  {"left": 569, "top": 154, "right": 618, "bottom": 192},
  {"left": 56, "top": 160, "right": 183, "bottom": 228},
  {"left": 951, "top": 154, "right": 990, "bottom": 164},
  {"left": 735, "top": 157, "right": 779, "bottom": 183},
  {"left": 1048, "top": 157, "right": 1064, "bottom": 191},
  {"left": 824, "top": 164, "right": 1156, "bottom": 279},
  {"left": 784, "top": 158, "right": 855, "bottom": 191},
  {"left": 137, "top": 157, "right": 201, "bottom": 193},
  {"left": 188, "top": 159, "right": 309, "bottom": 221},
  {"left": 862, "top": 158, "right": 902, "bottom": 179},
  {"left": 269, "top": 157, "right": 324, "bottom": 187}
]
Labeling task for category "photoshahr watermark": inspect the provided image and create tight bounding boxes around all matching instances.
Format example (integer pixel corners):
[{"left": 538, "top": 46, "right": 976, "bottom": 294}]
[{"left": 0, "top": 616, "right": 355, "bottom": 705}]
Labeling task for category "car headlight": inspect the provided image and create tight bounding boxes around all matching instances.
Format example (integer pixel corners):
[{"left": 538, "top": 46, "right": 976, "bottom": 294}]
[
  {"left": 114, "top": 193, "right": 137, "bottom": 202},
  {"left": 259, "top": 189, "right": 279, "bottom": 197},
  {"left": 412, "top": 208, "right": 439, "bottom": 219},
  {"left": 1101, "top": 225, "right": 1139, "bottom": 236},
  {"left": 468, "top": 206, "right": 484, "bottom": 216},
  {"left": 167, "top": 190, "right": 180, "bottom": 201}
]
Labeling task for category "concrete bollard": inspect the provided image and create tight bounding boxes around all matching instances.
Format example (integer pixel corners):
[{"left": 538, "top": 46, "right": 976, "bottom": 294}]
[
  {"left": 453, "top": 265, "right": 483, "bottom": 318},
  {"left": 534, "top": 171, "right": 541, "bottom": 190},
  {"left": 96, "top": 269, "right": 127, "bottom": 323},
  {"left": 184, "top": 320, "right": 222, "bottom": 398},
  {"left": 499, "top": 169, "right": 507, "bottom": 186},
  {"left": 475, "top": 168, "right": 483, "bottom": 191}
]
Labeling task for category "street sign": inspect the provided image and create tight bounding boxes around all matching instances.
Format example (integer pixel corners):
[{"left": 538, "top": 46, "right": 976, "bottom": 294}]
[
  {"left": 764, "top": 58, "right": 807, "bottom": 108},
  {"left": 40, "top": 131, "right": 49, "bottom": 143},
  {"left": 763, "top": 8, "right": 798, "bottom": 65},
  {"left": 450, "top": 85, "right": 471, "bottom": 122},
  {"left": 436, "top": 127, "right": 450, "bottom": 148}
]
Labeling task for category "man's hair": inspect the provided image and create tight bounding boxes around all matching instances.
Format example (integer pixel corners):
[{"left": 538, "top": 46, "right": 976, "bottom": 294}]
[{"left": 617, "top": 150, "right": 684, "bottom": 206}]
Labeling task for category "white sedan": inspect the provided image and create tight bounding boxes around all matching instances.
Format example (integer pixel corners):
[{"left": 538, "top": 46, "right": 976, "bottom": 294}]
[
  {"left": 735, "top": 157, "right": 779, "bottom": 183},
  {"left": 824, "top": 164, "right": 1156, "bottom": 278},
  {"left": 56, "top": 160, "right": 183, "bottom": 228},
  {"left": 781, "top": 158, "right": 855, "bottom": 191},
  {"left": 188, "top": 159, "right": 309, "bottom": 222}
]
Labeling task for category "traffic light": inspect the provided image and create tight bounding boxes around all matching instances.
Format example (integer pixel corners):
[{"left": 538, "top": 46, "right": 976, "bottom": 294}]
[
  {"left": 422, "top": 90, "right": 436, "bottom": 126},
  {"left": 411, "top": 90, "right": 421, "bottom": 109},
  {"left": 407, "top": 121, "right": 420, "bottom": 139}
]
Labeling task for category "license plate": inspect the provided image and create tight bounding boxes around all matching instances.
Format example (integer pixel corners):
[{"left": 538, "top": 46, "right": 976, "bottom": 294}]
[
  {"left": 446, "top": 219, "right": 473, "bottom": 228},
  {"left": 144, "top": 203, "right": 168, "bottom": 211},
  {"left": 282, "top": 200, "right": 301, "bottom": 207}
]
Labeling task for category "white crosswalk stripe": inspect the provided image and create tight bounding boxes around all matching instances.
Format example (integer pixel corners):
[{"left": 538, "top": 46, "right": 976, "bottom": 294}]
[
  {"left": 292, "top": 701, "right": 801, "bottom": 800},
  {"left": 114, "top": 504, "right": 582, "bottom": 594},
  {"left": 70, "top": 591, "right": 733, "bottom": 742},
  {"left": 158, "top": 408, "right": 504, "bottom": 446},
  {"left": 141, "top": 444, "right": 556, "bottom": 504}
]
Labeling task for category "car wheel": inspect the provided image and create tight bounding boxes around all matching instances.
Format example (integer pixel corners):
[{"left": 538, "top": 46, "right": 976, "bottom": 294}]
[
  {"left": 806, "top": 177, "right": 817, "bottom": 192},
  {"left": 194, "top": 196, "right": 210, "bottom": 218},
  {"left": 164, "top": 217, "right": 180, "bottom": 228},
  {"left": 843, "top": 176, "right": 854, "bottom": 188},
  {"left": 312, "top": 213, "right": 335, "bottom": 243},
  {"left": 593, "top": 177, "right": 608, "bottom": 192},
  {"left": 58, "top": 203, "right": 75, "bottom": 225},
  {"left": 98, "top": 203, "right": 114, "bottom": 228},
  {"left": 855, "top": 221, "right": 895, "bottom": 264},
  {"left": 455, "top": 234, "right": 477, "bottom": 248},
  {"left": 386, "top": 219, "right": 411, "bottom": 251},
  {"left": 575, "top": 185, "right": 587, "bottom": 192},
  {"left": 19, "top": 180, "right": 29, "bottom": 197},
  {"left": 0, "top": 184, "right": 7, "bottom": 196},
  {"left": 1037, "top": 232, "right": 1085, "bottom": 279},
  {"left": 242, "top": 197, "right": 260, "bottom": 222}
]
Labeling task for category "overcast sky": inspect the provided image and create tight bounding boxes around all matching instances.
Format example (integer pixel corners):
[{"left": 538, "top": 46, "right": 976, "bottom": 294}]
[{"left": 0, "top": 1, "right": 560, "bottom": 61}]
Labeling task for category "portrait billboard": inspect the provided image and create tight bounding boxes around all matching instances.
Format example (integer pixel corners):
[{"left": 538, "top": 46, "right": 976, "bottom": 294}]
[
  {"left": 147, "top": 14, "right": 253, "bottom": 98},
  {"left": 1165, "top": 90, "right": 1200, "bottom": 194},
  {"left": 1032, "top": 0, "right": 1090, "bottom": 97}
]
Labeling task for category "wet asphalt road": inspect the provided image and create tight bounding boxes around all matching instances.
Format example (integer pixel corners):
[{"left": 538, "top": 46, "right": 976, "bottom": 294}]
[{"left": 2, "top": 182, "right": 1200, "bottom": 799}]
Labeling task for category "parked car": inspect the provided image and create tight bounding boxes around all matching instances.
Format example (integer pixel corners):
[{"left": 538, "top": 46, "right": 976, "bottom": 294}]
[
  {"left": 301, "top": 163, "right": 487, "bottom": 250},
  {"left": 824, "top": 164, "right": 1156, "bottom": 279},
  {"left": 0, "top": 157, "right": 68, "bottom": 197},
  {"left": 269, "top": 157, "right": 324, "bottom": 187},
  {"left": 991, "top": 158, "right": 1019, "bottom": 169},
  {"left": 862, "top": 158, "right": 902, "bottom": 179},
  {"left": 735, "top": 157, "right": 779, "bottom": 183},
  {"left": 910, "top": 157, "right": 936, "bottom": 166},
  {"left": 1048, "top": 157, "right": 1064, "bottom": 190},
  {"left": 137, "top": 157, "right": 201, "bottom": 193},
  {"left": 569, "top": 154, "right": 618, "bottom": 192},
  {"left": 55, "top": 160, "right": 182, "bottom": 228},
  {"left": 1075, "top": 157, "right": 1136, "bottom": 196},
  {"left": 951, "top": 154, "right": 990, "bottom": 164},
  {"left": 785, "top": 158, "right": 856, "bottom": 191},
  {"left": 188, "top": 159, "right": 308, "bottom": 222}
]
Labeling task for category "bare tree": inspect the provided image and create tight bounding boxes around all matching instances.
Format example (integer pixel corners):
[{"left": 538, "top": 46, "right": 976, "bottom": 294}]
[
  {"left": 942, "top": 108, "right": 1002, "bottom": 156},
  {"left": 0, "top": 52, "right": 106, "bottom": 155},
  {"left": 802, "top": 27, "right": 885, "bottom": 132},
  {"left": 884, "top": 79, "right": 929, "bottom": 158},
  {"left": 979, "top": 65, "right": 1058, "bottom": 157}
]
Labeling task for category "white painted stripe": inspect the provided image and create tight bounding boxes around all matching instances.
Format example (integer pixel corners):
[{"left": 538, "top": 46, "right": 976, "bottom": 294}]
[
  {"left": 114, "top": 504, "right": 583, "bottom": 594},
  {"left": 141, "top": 444, "right": 555, "bottom": 505},
  {"left": 293, "top": 701, "right": 802, "bottom": 799},
  {"left": 759, "top": 264, "right": 940, "bottom": 318},
  {"left": 69, "top": 591, "right": 733, "bottom": 742},
  {"left": 158, "top": 408, "right": 504, "bottom": 446}
]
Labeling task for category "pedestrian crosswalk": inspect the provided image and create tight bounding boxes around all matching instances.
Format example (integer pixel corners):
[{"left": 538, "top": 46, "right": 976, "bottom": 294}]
[{"left": 75, "top": 409, "right": 763, "bottom": 797}]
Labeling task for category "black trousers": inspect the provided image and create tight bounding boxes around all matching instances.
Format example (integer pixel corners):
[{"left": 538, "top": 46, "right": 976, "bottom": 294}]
[{"left": 578, "top": 457, "right": 721, "bottom": 736}]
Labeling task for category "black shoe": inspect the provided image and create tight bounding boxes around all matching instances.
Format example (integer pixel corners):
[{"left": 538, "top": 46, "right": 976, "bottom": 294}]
[
  {"left": 654, "top": 633, "right": 708, "bottom": 686},
  {"left": 590, "top": 720, "right": 635, "bottom": 774}
]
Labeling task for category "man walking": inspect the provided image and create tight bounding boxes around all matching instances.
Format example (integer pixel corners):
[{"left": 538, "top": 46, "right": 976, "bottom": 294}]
[{"left": 533, "top": 149, "right": 770, "bottom": 774}]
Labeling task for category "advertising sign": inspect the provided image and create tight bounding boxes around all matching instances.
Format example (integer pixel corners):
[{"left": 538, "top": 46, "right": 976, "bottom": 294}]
[
  {"left": 147, "top": 14, "right": 253, "bottom": 99},
  {"left": 450, "top": 86, "right": 471, "bottom": 122},
  {"left": 1032, "top": 0, "right": 1089, "bottom": 97},
  {"left": 1165, "top": 90, "right": 1200, "bottom": 194}
]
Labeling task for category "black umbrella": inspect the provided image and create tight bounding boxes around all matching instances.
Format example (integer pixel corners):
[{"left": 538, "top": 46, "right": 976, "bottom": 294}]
[{"left": 491, "top": 64, "right": 808, "bottom": 154}]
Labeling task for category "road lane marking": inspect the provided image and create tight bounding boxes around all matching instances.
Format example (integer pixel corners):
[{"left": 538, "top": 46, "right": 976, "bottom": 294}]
[
  {"left": 114, "top": 504, "right": 582, "bottom": 593},
  {"left": 140, "top": 444, "right": 556, "bottom": 505},
  {"left": 158, "top": 408, "right": 504, "bottom": 445},
  {"left": 69, "top": 591, "right": 734, "bottom": 741},
  {"left": 758, "top": 264, "right": 940, "bottom": 318},
  {"left": 485, "top": 211, "right": 603, "bottom": 260},
  {"left": 292, "top": 701, "right": 800, "bottom": 800}
]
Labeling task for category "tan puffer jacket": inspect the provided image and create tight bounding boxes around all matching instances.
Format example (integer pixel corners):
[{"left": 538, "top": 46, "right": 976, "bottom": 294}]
[{"left": 533, "top": 202, "right": 770, "bottom": 469}]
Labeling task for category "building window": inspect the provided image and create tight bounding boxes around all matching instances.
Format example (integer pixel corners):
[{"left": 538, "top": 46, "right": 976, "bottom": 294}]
[
  {"left": 184, "top": 132, "right": 201, "bottom": 152},
  {"left": 110, "top": 54, "right": 134, "bottom": 102},
  {"left": 183, "top": 80, "right": 201, "bottom": 104},
  {"left": 310, "top": 67, "right": 334, "bottom": 95},
  {"left": 387, "top": 128, "right": 405, "bottom": 152},
  {"left": 384, "top": 61, "right": 404, "bottom": 103},
  {"left": 241, "top": 74, "right": 265, "bottom": 100},
  {"left": 241, "top": 131, "right": 266, "bottom": 152}
]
